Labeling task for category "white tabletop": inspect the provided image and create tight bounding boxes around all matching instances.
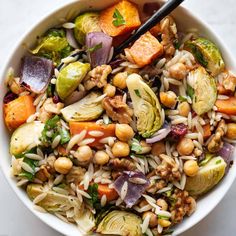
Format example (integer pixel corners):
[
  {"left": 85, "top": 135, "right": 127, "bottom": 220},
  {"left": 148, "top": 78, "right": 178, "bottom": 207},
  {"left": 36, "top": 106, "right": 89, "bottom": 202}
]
[{"left": 0, "top": 0, "right": 235, "bottom": 235}]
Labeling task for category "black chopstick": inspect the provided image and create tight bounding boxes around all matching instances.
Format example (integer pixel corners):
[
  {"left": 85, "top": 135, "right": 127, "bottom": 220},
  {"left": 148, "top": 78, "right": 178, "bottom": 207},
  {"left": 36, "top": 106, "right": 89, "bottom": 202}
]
[{"left": 113, "top": 0, "right": 185, "bottom": 57}]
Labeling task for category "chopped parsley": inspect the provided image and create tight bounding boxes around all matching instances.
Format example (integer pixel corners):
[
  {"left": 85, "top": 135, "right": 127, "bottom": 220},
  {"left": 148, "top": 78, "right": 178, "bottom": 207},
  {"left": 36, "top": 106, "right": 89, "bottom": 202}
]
[
  {"left": 134, "top": 89, "right": 141, "bottom": 98},
  {"left": 158, "top": 215, "right": 170, "bottom": 220},
  {"left": 216, "top": 159, "right": 222, "bottom": 165},
  {"left": 112, "top": 8, "right": 126, "bottom": 27},
  {"left": 178, "top": 95, "right": 188, "bottom": 102},
  {"left": 87, "top": 42, "right": 103, "bottom": 53},
  {"left": 186, "top": 84, "right": 195, "bottom": 99},
  {"left": 87, "top": 183, "right": 100, "bottom": 209}
]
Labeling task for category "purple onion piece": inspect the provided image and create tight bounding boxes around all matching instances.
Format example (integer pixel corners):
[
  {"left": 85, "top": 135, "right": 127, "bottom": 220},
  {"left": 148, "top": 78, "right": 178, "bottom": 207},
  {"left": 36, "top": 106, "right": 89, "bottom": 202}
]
[
  {"left": 217, "top": 142, "right": 235, "bottom": 172},
  {"left": 168, "top": 123, "right": 188, "bottom": 142},
  {"left": 113, "top": 171, "right": 149, "bottom": 208},
  {"left": 3, "top": 92, "right": 18, "bottom": 104},
  {"left": 66, "top": 29, "right": 79, "bottom": 49},
  {"left": 21, "top": 56, "right": 54, "bottom": 94},
  {"left": 86, "top": 32, "right": 113, "bottom": 68},
  {"left": 109, "top": 58, "right": 125, "bottom": 69},
  {"left": 146, "top": 126, "right": 171, "bottom": 143}
]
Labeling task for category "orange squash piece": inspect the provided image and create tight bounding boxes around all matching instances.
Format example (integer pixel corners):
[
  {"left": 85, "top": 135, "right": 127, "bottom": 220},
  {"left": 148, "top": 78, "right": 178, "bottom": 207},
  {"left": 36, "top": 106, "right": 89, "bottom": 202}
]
[
  {"left": 202, "top": 124, "right": 211, "bottom": 139},
  {"left": 215, "top": 97, "right": 236, "bottom": 115},
  {"left": 97, "top": 184, "right": 119, "bottom": 201},
  {"left": 126, "top": 31, "right": 164, "bottom": 67},
  {"left": 4, "top": 95, "right": 36, "bottom": 131},
  {"left": 69, "top": 122, "right": 115, "bottom": 147},
  {"left": 99, "top": 0, "right": 141, "bottom": 37}
]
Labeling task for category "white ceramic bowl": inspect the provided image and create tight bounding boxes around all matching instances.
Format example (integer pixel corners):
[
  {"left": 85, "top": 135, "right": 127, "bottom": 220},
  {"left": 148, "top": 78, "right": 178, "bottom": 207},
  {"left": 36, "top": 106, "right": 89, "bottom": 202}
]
[{"left": 1, "top": 1, "right": 236, "bottom": 235}]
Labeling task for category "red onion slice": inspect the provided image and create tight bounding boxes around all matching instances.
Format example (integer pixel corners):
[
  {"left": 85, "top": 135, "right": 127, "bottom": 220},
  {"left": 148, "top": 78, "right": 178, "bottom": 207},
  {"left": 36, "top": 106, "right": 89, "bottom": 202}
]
[
  {"left": 66, "top": 29, "right": 79, "bottom": 49},
  {"left": 218, "top": 142, "right": 235, "bottom": 172},
  {"left": 146, "top": 126, "right": 171, "bottom": 143},
  {"left": 21, "top": 56, "right": 54, "bottom": 94},
  {"left": 86, "top": 32, "right": 113, "bottom": 68}
]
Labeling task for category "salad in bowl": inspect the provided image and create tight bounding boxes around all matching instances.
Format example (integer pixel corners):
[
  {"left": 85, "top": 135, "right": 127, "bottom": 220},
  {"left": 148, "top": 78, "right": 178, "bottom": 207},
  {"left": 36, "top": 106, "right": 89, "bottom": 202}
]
[{"left": 2, "top": 0, "right": 236, "bottom": 235}]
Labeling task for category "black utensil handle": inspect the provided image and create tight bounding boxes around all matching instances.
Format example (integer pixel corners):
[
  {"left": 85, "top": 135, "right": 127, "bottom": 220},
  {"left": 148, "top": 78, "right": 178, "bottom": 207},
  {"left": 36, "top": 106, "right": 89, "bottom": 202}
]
[{"left": 114, "top": 0, "right": 185, "bottom": 57}]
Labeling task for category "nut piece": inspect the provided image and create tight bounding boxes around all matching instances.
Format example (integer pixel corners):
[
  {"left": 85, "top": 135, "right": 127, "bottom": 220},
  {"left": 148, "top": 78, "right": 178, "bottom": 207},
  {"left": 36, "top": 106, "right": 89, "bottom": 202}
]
[
  {"left": 169, "top": 63, "right": 188, "bottom": 80},
  {"left": 35, "top": 165, "right": 51, "bottom": 182},
  {"left": 39, "top": 98, "right": 64, "bottom": 123},
  {"left": 170, "top": 189, "right": 196, "bottom": 223},
  {"left": 102, "top": 95, "right": 133, "bottom": 124},
  {"left": 66, "top": 166, "right": 86, "bottom": 184},
  {"left": 208, "top": 120, "right": 227, "bottom": 153},
  {"left": 109, "top": 158, "right": 136, "bottom": 171},
  {"left": 183, "top": 160, "right": 199, "bottom": 177},
  {"left": 160, "top": 16, "right": 178, "bottom": 56},
  {"left": 223, "top": 73, "right": 236, "bottom": 92},
  {"left": 83, "top": 65, "right": 112, "bottom": 90},
  {"left": 155, "top": 154, "right": 181, "bottom": 182}
]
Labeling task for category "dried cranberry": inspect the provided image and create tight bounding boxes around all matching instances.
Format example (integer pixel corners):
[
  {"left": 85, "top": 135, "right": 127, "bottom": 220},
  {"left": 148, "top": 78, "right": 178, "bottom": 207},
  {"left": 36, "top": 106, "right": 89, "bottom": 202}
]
[
  {"left": 3, "top": 92, "right": 18, "bottom": 104},
  {"left": 168, "top": 123, "right": 188, "bottom": 142},
  {"left": 52, "top": 95, "right": 60, "bottom": 104}
]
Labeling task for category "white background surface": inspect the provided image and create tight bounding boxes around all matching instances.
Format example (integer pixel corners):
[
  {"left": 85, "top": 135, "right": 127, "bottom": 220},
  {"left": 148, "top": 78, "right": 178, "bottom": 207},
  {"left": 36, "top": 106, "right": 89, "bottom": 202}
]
[{"left": 0, "top": 0, "right": 236, "bottom": 235}]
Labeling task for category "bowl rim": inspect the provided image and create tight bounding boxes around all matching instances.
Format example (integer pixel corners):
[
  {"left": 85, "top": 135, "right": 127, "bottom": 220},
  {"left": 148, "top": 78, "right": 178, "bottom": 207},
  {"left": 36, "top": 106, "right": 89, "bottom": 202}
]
[{"left": 1, "top": 1, "right": 236, "bottom": 236}]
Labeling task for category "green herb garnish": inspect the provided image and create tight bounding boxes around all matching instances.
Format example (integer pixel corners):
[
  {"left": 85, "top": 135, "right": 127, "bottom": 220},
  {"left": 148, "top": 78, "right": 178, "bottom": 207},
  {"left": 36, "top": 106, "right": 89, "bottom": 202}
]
[
  {"left": 87, "top": 42, "right": 103, "bottom": 53},
  {"left": 186, "top": 84, "right": 195, "bottom": 99},
  {"left": 178, "top": 95, "right": 188, "bottom": 102},
  {"left": 88, "top": 183, "right": 99, "bottom": 207},
  {"left": 216, "top": 159, "right": 222, "bottom": 165},
  {"left": 113, "top": 8, "right": 126, "bottom": 27},
  {"left": 158, "top": 215, "right": 170, "bottom": 220},
  {"left": 134, "top": 89, "right": 141, "bottom": 98}
]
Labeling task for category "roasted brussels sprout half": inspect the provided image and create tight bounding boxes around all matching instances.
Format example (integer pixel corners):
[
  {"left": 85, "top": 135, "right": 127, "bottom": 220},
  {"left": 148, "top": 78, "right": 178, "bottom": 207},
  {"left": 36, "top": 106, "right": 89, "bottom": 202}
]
[
  {"left": 56, "top": 61, "right": 90, "bottom": 100},
  {"left": 27, "top": 184, "right": 82, "bottom": 212},
  {"left": 188, "top": 66, "right": 217, "bottom": 115},
  {"left": 61, "top": 92, "right": 105, "bottom": 122},
  {"left": 97, "top": 210, "right": 142, "bottom": 236},
  {"left": 74, "top": 12, "right": 101, "bottom": 45},
  {"left": 31, "top": 28, "right": 72, "bottom": 64},
  {"left": 185, "top": 37, "right": 225, "bottom": 76},
  {"left": 185, "top": 156, "right": 226, "bottom": 196},
  {"left": 126, "top": 73, "right": 163, "bottom": 138},
  {"left": 10, "top": 122, "right": 44, "bottom": 155}
]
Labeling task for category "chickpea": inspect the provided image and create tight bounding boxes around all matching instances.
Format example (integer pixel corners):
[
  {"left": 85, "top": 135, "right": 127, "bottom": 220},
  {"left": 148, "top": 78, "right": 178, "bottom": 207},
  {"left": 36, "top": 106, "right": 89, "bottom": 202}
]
[
  {"left": 139, "top": 140, "right": 152, "bottom": 154},
  {"left": 178, "top": 102, "right": 191, "bottom": 117},
  {"left": 177, "top": 138, "right": 194, "bottom": 156},
  {"left": 184, "top": 160, "right": 199, "bottom": 177},
  {"left": 226, "top": 123, "right": 236, "bottom": 139},
  {"left": 74, "top": 145, "right": 93, "bottom": 162},
  {"left": 158, "top": 219, "right": 171, "bottom": 228},
  {"left": 112, "top": 141, "right": 130, "bottom": 157},
  {"left": 103, "top": 84, "right": 116, "bottom": 97},
  {"left": 156, "top": 199, "right": 168, "bottom": 211},
  {"left": 112, "top": 72, "right": 128, "bottom": 89},
  {"left": 94, "top": 151, "right": 110, "bottom": 165},
  {"left": 169, "top": 62, "right": 187, "bottom": 80},
  {"left": 142, "top": 212, "right": 158, "bottom": 228},
  {"left": 151, "top": 141, "right": 165, "bottom": 156},
  {"left": 115, "top": 124, "right": 134, "bottom": 142},
  {"left": 160, "top": 91, "right": 177, "bottom": 108},
  {"left": 54, "top": 157, "right": 73, "bottom": 174}
]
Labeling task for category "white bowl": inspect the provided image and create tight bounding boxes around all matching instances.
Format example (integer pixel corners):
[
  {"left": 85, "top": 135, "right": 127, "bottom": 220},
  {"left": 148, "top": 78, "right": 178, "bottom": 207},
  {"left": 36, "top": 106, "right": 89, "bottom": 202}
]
[{"left": 0, "top": 0, "right": 236, "bottom": 235}]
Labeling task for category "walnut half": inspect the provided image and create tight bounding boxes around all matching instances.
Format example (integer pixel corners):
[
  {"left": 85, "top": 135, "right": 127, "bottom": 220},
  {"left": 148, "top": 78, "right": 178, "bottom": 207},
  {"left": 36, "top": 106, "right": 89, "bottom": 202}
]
[
  {"left": 83, "top": 65, "right": 112, "bottom": 90},
  {"left": 155, "top": 154, "right": 181, "bottom": 182},
  {"left": 207, "top": 120, "right": 227, "bottom": 153},
  {"left": 102, "top": 95, "right": 133, "bottom": 124}
]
